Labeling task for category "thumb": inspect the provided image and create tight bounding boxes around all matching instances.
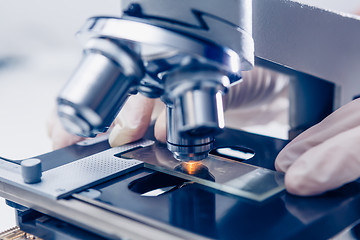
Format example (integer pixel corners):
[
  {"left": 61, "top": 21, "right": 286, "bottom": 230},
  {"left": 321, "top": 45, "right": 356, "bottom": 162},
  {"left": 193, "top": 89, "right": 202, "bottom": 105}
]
[{"left": 109, "top": 94, "right": 155, "bottom": 147}]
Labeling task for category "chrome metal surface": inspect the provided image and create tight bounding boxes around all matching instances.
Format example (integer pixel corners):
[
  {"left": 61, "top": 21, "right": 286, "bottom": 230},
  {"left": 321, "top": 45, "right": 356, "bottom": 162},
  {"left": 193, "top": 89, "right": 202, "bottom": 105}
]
[
  {"left": 166, "top": 106, "right": 214, "bottom": 161},
  {"left": 57, "top": 38, "right": 144, "bottom": 137},
  {"left": 163, "top": 65, "right": 229, "bottom": 161},
  {"left": 163, "top": 65, "right": 228, "bottom": 137}
]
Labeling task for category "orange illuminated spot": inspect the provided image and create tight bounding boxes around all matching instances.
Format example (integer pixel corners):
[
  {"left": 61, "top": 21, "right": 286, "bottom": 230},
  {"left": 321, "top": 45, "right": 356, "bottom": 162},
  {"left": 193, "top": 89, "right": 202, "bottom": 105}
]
[{"left": 182, "top": 161, "right": 203, "bottom": 175}]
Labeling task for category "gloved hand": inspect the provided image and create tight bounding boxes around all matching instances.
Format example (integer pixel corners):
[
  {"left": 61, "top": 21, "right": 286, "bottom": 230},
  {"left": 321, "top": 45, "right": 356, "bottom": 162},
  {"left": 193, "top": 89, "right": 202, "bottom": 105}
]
[
  {"left": 108, "top": 94, "right": 156, "bottom": 147},
  {"left": 47, "top": 108, "right": 85, "bottom": 150},
  {"left": 48, "top": 94, "right": 157, "bottom": 149},
  {"left": 275, "top": 98, "right": 360, "bottom": 196}
]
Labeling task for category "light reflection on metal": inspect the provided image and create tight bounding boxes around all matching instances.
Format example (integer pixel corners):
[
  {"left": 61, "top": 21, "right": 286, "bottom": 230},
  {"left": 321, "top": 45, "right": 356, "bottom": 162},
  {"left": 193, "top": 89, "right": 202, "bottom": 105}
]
[{"left": 216, "top": 147, "right": 255, "bottom": 161}]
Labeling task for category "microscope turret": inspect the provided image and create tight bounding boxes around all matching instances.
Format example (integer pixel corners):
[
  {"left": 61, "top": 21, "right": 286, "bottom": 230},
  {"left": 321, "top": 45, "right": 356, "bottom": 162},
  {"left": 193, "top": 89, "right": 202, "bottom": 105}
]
[{"left": 57, "top": 0, "right": 254, "bottom": 161}]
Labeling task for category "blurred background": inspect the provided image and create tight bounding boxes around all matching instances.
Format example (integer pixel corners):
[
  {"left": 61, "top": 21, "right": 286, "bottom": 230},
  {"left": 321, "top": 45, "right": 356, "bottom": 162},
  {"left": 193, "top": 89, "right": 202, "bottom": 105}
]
[
  {"left": 0, "top": 0, "right": 120, "bottom": 231},
  {"left": 0, "top": 0, "right": 359, "bottom": 234}
]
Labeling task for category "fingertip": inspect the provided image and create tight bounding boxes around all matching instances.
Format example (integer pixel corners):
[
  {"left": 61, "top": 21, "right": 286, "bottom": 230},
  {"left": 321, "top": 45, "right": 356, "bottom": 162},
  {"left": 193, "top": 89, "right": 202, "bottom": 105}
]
[
  {"left": 284, "top": 164, "right": 325, "bottom": 196},
  {"left": 109, "top": 94, "right": 155, "bottom": 147},
  {"left": 108, "top": 124, "right": 123, "bottom": 147},
  {"left": 154, "top": 109, "right": 167, "bottom": 143},
  {"left": 274, "top": 159, "right": 283, "bottom": 172},
  {"left": 108, "top": 124, "right": 142, "bottom": 147},
  {"left": 284, "top": 172, "right": 310, "bottom": 196},
  {"left": 51, "top": 130, "right": 84, "bottom": 150},
  {"left": 274, "top": 148, "right": 295, "bottom": 173}
]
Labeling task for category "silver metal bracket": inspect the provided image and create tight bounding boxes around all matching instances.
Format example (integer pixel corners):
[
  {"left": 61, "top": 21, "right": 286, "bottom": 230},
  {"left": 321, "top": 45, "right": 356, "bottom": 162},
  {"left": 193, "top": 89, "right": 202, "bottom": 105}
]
[{"left": 0, "top": 140, "right": 153, "bottom": 200}]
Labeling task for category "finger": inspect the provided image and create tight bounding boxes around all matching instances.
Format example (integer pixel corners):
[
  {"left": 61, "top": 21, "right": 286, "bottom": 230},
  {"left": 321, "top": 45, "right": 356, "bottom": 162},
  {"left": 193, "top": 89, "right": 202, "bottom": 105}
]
[
  {"left": 284, "top": 125, "right": 360, "bottom": 196},
  {"left": 154, "top": 109, "right": 167, "bottom": 143},
  {"left": 51, "top": 123, "right": 84, "bottom": 150},
  {"left": 275, "top": 98, "right": 360, "bottom": 172},
  {"left": 50, "top": 115, "right": 84, "bottom": 150},
  {"left": 109, "top": 94, "right": 155, "bottom": 147},
  {"left": 47, "top": 105, "right": 84, "bottom": 149}
]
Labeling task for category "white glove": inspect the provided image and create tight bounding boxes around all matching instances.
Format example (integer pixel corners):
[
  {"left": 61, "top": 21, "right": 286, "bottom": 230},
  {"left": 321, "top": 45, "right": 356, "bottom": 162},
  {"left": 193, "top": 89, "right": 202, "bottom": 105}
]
[
  {"left": 275, "top": 98, "right": 360, "bottom": 196},
  {"left": 47, "top": 108, "right": 85, "bottom": 149},
  {"left": 108, "top": 94, "right": 155, "bottom": 147},
  {"left": 48, "top": 94, "right": 156, "bottom": 149}
]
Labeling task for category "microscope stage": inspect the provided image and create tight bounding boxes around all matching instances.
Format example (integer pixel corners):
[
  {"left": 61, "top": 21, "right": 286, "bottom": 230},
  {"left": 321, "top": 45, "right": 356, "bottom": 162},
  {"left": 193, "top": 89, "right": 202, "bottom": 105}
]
[{"left": 1, "top": 129, "right": 360, "bottom": 239}]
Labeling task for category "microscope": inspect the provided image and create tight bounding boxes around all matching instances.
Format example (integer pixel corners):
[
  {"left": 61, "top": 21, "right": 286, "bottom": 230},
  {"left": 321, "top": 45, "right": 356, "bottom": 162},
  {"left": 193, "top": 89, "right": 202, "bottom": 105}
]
[
  {"left": 57, "top": 0, "right": 360, "bottom": 161},
  {"left": 57, "top": 0, "right": 254, "bottom": 162},
  {"left": 1, "top": 0, "right": 360, "bottom": 239}
]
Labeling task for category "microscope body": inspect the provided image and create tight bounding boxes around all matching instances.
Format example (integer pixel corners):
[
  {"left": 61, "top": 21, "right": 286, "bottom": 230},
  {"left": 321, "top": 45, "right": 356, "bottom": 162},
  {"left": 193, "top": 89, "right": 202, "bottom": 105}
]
[
  {"left": 58, "top": 0, "right": 360, "bottom": 161},
  {"left": 57, "top": 0, "right": 254, "bottom": 161}
]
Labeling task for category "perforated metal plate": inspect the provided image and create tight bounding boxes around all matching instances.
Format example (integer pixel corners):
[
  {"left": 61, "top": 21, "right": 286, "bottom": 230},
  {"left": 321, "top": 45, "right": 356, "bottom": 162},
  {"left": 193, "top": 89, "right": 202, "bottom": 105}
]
[{"left": 0, "top": 140, "right": 154, "bottom": 199}]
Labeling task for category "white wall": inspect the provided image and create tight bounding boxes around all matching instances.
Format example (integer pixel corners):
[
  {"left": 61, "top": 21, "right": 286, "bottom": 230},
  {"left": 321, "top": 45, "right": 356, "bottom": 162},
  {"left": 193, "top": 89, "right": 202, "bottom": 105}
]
[{"left": 296, "top": 0, "right": 360, "bottom": 14}]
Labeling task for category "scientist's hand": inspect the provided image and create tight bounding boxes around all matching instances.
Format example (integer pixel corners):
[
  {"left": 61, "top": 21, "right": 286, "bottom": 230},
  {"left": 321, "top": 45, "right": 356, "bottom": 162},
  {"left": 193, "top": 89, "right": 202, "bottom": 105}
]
[
  {"left": 48, "top": 94, "right": 158, "bottom": 149},
  {"left": 275, "top": 98, "right": 360, "bottom": 196},
  {"left": 47, "top": 108, "right": 85, "bottom": 149},
  {"left": 108, "top": 94, "right": 157, "bottom": 147},
  {"left": 109, "top": 94, "right": 167, "bottom": 145}
]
